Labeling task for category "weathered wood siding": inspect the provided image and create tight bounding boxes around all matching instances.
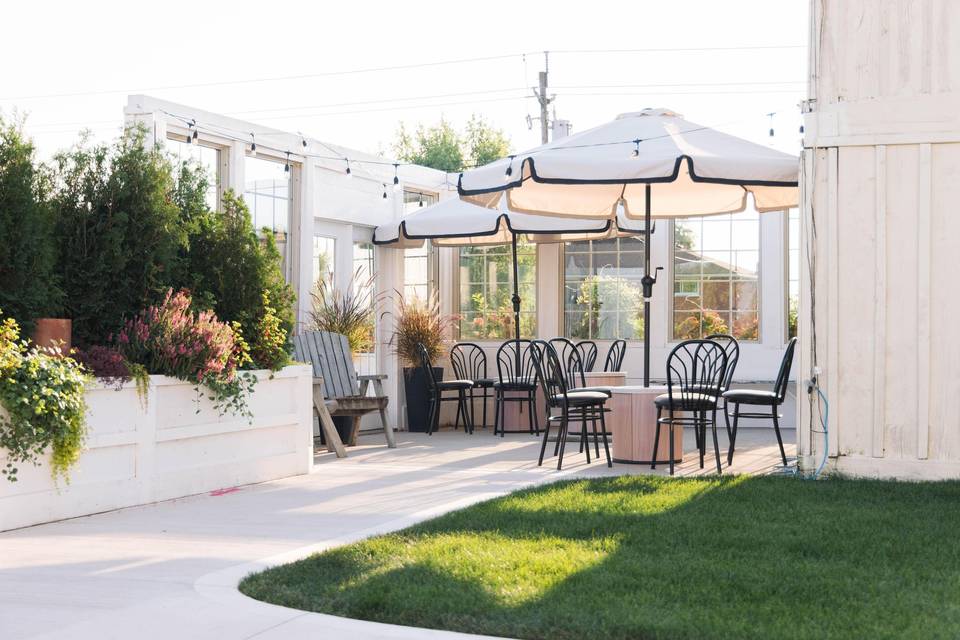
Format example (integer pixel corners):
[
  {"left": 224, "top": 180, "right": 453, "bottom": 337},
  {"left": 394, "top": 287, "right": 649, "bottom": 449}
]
[{"left": 801, "top": 0, "right": 960, "bottom": 478}]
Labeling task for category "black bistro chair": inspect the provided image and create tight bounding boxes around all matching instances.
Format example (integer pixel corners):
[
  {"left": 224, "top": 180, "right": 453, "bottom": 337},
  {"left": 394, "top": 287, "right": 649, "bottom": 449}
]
[
  {"left": 701, "top": 333, "right": 739, "bottom": 447},
  {"left": 530, "top": 340, "right": 612, "bottom": 470},
  {"left": 494, "top": 339, "right": 540, "bottom": 437},
  {"left": 575, "top": 340, "right": 598, "bottom": 372},
  {"left": 652, "top": 340, "right": 728, "bottom": 475},
  {"left": 450, "top": 342, "right": 494, "bottom": 430},
  {"left": 417, "top": 343, "right": 474, "bottom": 436},
  {"left": 603, "top": 339, "right": 627, "bottom": 372},
  {"left": 723, "top": 337, "right": 797, "bottom": 467}
]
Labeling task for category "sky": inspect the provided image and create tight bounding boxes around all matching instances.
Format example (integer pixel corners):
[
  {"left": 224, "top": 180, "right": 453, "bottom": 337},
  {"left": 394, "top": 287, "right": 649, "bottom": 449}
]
[{"left": 1, "top": 0, "right": 809, "bottom": 160}]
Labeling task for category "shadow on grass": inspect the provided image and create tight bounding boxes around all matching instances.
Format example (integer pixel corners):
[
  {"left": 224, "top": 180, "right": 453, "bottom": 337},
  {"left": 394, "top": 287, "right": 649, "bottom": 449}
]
[{"left": 241, "top": 475, "right": 960, "bottom": 640}]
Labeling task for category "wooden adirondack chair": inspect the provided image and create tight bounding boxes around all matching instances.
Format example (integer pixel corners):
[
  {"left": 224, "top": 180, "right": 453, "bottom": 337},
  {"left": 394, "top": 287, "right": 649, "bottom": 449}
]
[{"left": 293, "top": 331, "right": 395, "bottom": 453}]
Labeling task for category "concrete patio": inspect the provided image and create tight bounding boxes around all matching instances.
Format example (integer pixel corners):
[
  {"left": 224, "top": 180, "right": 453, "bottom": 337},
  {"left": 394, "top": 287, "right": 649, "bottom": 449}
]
[{"left": 0, "top": 428, "right": 794, "bottom": 640}]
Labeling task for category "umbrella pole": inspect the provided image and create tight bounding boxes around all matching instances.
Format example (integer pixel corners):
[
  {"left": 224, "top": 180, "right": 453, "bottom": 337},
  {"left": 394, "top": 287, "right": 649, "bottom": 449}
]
[
  {"left": 641, "top": 184, "right": 654, "bottom": 387},
  {"left": 511, "top": 233, "right": 522, "bottom": 373}
]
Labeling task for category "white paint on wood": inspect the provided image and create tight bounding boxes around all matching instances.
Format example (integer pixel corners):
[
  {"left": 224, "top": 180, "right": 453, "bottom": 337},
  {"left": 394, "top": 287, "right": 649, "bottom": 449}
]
[
  {"left": 872, "top": 145, "right": 887, "bottom": 458},
  {"left": 916, "top": 143, "right": 932, "bottom": 459},
  {"left": 0, "top": 365, "right": 313, "bottom": 531}
]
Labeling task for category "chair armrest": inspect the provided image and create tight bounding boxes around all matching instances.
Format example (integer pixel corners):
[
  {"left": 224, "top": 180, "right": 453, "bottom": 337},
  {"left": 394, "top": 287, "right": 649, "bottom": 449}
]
[{"left": 357, "top": 374, "right": 388, "bottom": 381}]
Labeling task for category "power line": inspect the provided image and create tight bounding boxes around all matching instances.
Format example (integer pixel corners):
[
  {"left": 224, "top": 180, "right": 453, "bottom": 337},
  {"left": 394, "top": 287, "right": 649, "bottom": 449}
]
[{"left": 0, "top": 46, "right": 806, "bottom": 103}]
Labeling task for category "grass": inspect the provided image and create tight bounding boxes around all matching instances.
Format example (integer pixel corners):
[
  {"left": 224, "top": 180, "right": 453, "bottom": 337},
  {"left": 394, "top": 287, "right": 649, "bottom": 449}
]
[{"left": 240, "top": 475, "right": 960, "bottom": 639}]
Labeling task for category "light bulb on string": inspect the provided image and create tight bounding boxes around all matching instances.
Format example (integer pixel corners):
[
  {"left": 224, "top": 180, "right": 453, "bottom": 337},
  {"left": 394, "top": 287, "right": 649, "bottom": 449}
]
[
  {"left": 345, "top": 158, "right": 352, "bottom": 178},
  {"left": 382, "top": 184, "right": 388, "bottom": 199},
  {"left": 249, "top": 133, "right": 257, "bottom": 157},
  {"left": 186, "top": 120, "right": 194, "bottom": 144},
  {"left": 191, "top": 120, "right": 198, "bottom": 142},
  {"left": 504, "top": 155, "right": 515, "bottom": 181},
  {"left": 799, "top": 124, "right": 805, "bottom": 134},
  {"left": 393, "top": 164, "right": 402, "bottom": 191},
  {"left": 419, "top": 194, "right": 424, "bottom": 207},
  {"left": 284, "top": 151, "right": 291, "bottom": 173},
  {"left": 767, "top": 113, "right": 775, "bottom": 138},
  {"left": 631, "top": 139, "right": 641, "bottom": 157},
  {"left": 298, "top": 132, "right": 307, "bottom": 148}
]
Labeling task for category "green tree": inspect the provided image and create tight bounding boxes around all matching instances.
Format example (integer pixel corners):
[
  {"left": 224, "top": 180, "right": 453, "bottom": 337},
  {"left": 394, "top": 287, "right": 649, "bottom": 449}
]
[
  {"left": 52, "top": 126, "right": 187, "bottom": 347},
  {"left": 465, "top": 115, "right": 511, "bottom": 167},
  {"left": 394, "top": 119, "right": 464, "bottom": 172},
  {"left": 0, "top": 118, "right": 62, "bottom": 331},
  {"left": 393, "top": 115, "right": 510, "bottom": 172},
  {"left": 177, "top": 188, "right": 295, "bottom": 369}
]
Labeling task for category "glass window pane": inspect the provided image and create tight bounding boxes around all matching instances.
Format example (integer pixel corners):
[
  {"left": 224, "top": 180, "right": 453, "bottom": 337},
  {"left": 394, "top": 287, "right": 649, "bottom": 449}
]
[{"left": 458, "top": 240, "right": 536, "bottom": 339}]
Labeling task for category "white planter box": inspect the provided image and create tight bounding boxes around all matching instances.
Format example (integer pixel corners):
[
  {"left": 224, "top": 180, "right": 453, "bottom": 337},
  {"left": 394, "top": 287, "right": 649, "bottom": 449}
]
[{"left": 0, "top": 364, "right": 313, "bottom": 531}]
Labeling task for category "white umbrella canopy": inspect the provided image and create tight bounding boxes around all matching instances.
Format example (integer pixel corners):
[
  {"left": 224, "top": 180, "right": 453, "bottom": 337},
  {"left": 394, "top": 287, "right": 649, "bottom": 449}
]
[
  {"left": 372, "top": 197, "right": 649, "bottom": 248},
  {"left": 457, "top": 108, "right": 799, "bottom": 219}
]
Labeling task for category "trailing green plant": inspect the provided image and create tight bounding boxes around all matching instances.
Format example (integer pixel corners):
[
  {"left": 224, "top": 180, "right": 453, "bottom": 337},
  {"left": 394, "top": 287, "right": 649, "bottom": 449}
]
[
  {"left": 51, "top": 125, "right": 187, "bottom": 347},
  {"left": 114, "top": 289, "right": 255, "bottom": 417},
  {"left": 0, "top": 117, "right": 62, "bottom": 331},
  {"left": 174, "top": 187, "right": 295, "bottom": 370},
  {"left": 0, "top": 310, "right": 90, "bottom": 482},
  {"left": 386, "top": 290, "right": 450, "bottom": 368},
  {"left": 310, "top": 267, "right": 378, "bottom": 354}
]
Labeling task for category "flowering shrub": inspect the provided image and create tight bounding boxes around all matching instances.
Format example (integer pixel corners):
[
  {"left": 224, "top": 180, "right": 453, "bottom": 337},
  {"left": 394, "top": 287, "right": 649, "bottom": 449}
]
[
  {"left": 73, "top": 345, "right": 149, "bottom": 404},
  {"left": 114, "top": 289, "right": 254, "bottom": 416},
  {"left": 0, "top": 311, "right": 90, "bottom": 482}
]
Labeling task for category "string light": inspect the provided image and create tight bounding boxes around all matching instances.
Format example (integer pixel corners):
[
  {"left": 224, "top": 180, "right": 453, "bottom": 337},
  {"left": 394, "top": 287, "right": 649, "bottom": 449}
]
[
  {"left": 186, "top": 119, "right": 195, "bottom": 144},
  {"left": 767, "top": 112, "right": 775, "bottom": 137},
  {"left": 392, "top": 163, "right": 402, "bottom": 192},
  {"left": 249, "top": 133, "right": 257, "bottom": 156},
  {"left": 631, "top": 138, "right": 641, "bottom": 157},
  {"left": 799, "top": 124, "right": 805, "bottom": 134},
  {"left": 345, "top": 158, "right": 352, "bottom": 177},
  {"left": 284, "top": 151, "right": 290, "bottom": 173},
  {"left": 298, "top": 131, "right": 307, "bottom": 148},
  {"left": 504, "top": 155, "right": 515, "bottom": 180},
  {"left": 382, "top": 184, "right": 388, "bottom": 199},
  {"left": 419, "top": 193, "right": 424, "bottom": 207}
]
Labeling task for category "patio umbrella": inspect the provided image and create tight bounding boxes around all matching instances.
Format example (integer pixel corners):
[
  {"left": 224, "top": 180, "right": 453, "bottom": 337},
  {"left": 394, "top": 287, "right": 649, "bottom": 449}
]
[
  {"left": 373, "top": 197, "right": 650, "bottom": 345},
  {"left": 457, "top": 108, "right": 799, "bottom": 386}
]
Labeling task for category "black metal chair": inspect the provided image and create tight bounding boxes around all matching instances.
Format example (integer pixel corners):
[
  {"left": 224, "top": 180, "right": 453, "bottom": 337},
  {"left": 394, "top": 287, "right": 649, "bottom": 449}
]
[
  {"left": 546, "top": 337, "right": 610, "bottom": 458},
  {"left": 603, "top": 339, "right": 627, "bottom": 372},
  {"left": 450, "top": 342, "right": 494, "bottom": 430},
  {"left": 700, "top": 333, "right": 739, "bottom": 448},
  {"left": 494, "top": 340, "right": 540, "bottom": 437},
  {"left": 652, "top": 340, "right": 728, "bottom": 475},
  {"left": 417, "top": 343, "right": 474, "bottom": 436},
  {"left": 575, "top": 340, "right": 598, "bottom": 372},
  {"left": 530, "top": 340, "right": 612, "bottom": 470},
  {"left": 723, "top": 337, "right": 797, "bottom": 467}
]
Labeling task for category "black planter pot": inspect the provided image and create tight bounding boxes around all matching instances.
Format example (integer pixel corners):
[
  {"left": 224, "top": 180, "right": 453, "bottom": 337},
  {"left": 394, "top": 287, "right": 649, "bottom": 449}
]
[{"left": 404, "top": 366, "right": 442, "bottom": 432}]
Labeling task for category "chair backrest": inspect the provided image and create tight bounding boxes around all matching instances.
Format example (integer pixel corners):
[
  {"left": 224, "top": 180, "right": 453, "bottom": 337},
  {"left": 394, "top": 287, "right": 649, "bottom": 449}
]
[
  {"left": 292, "top": 330, "right": 360, "bottom": 399},
  {"left": 773, "top": 337, "right": 798, "bottom": 402},
  {"left": 705, "top": 333, "right": 740, "bottom": 390},
  {"left": 530, "top": 339, "right": 568, "bottom": 405},
  {"left": 496, "top": 339, "right": 539, "bottom": 386},
  {"left": 575, "top": 340, "right": 598, "bottom": 372},
  {"left": 450, "top": 342, "right": 486, "bottom": 382},
  {"left": 417, "top": 343, "right": 440, "bottom": 396},
  {"left": 665, "top": 339, "right": 728, "bottom": 408},
  {"left": 548, "top": 337, "right": 586, "bottom": 389},
  {"left": 603, "top": 339, "right": 627, "bottom": 372}
]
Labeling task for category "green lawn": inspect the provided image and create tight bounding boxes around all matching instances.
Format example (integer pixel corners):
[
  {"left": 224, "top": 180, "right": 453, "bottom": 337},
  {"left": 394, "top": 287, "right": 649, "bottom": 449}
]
[{"left": 240, "top": 476, "right": 960, "bottom": 640}]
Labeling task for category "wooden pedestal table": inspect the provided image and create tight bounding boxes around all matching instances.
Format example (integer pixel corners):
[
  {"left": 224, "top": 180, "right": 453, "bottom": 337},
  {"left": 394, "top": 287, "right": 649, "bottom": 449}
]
[
  {"left": 581, "top": 370, "right": 627, "bottom": 388},
  {"left": 607, "top": 385, "right": 683, "bottom": 464}
]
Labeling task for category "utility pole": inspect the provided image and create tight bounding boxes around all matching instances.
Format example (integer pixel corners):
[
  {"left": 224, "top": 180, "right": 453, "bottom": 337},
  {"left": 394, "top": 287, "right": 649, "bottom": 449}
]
[{"left": 533, "top": 51, "right": 553, "bottom": 144}]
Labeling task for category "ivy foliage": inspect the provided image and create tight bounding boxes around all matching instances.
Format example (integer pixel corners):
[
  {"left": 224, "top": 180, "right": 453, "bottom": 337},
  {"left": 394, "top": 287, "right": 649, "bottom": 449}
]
[
  {"left": 0, "top": 118, "right": 62, "bottom": 332},
  {"left": 0, "top": 312, "right": 89, "bottom": 482}
]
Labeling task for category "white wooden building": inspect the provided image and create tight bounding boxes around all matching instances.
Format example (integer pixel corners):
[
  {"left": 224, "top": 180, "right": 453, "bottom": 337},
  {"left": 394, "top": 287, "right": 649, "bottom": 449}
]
[
  {"left": 126, "top": 95, "right": 798, "bottom": 433},
  {"left": 799, "top": 0, "right": 960, "bottom": 478}
]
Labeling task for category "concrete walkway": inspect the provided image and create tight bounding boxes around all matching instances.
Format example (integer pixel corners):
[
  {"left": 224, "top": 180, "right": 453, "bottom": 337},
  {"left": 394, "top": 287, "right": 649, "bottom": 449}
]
[{"left": 0, "top": 428, "right": 795, "bottom": 639}]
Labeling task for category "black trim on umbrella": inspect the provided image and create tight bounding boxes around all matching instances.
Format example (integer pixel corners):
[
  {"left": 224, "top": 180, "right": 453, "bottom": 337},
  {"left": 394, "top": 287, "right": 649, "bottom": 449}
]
[{"left": 456, "top": 154, "right": 798, "bottom": 196}]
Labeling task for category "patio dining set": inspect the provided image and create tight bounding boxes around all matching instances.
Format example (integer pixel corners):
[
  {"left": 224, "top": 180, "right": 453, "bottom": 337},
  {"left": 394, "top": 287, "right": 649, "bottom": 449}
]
[{"left": 416, "top": 335, "right": 797, "bottom": 475}]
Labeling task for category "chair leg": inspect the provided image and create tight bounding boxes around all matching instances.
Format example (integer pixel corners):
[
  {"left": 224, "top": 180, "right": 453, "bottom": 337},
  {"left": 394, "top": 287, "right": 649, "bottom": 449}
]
[
  {"left": 651, "top": 407, "right": 662, "bottom": 469},
  {"left": 599, "top": 408, "right": 612, "bottom": 468},
  {"left": 557, "top": 411, "right": 570, "bottom": 470},
  {"left": 723, "top": 398, "right": 731, "bottom": 439},
  {"left": 426, "top": 395, "right": 437, "bottom": 436},
  {"left": 538, "top": 420, "right": 552, "bottom": 466},
  {"left": 581, "top": 414, "right": 590, "bottom": 464},
  {"left": 482, "top": 389, "right": 488, "bottom": 430},
  {"left": 500, "top": 391, "right": 507, "bottom": 438},
  {"left": 698, "top": 410, "right": 705, "bottom": 470},
  {"left": 527, "top": 391, "right": 535, "bottom": 434},
  {"left": 493, "top": 389, "right": 501, "bottom": 435},
  {"left": 727, "top": 403, "right": 741, "bottom": 465},
  {"left": 591, "top": 413, "right": 600, "bottom": 459},
  {"left": 532, "top": 392, "right": 541, "bottom": 435},
  {"left": 772, "top": 404, "right": 787, "bottom": 466},
  {"left": 711, "top": 409, "right": 722, "bottom": 474},
  {"left": 668, "top": 422, "right": 675, "bottom": 476}
]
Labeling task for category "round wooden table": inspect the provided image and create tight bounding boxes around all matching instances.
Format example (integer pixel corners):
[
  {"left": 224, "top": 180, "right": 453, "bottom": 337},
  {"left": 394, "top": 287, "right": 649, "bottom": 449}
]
[{"left": 606, "top": 385, "right": 683, "bottom": 464}]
